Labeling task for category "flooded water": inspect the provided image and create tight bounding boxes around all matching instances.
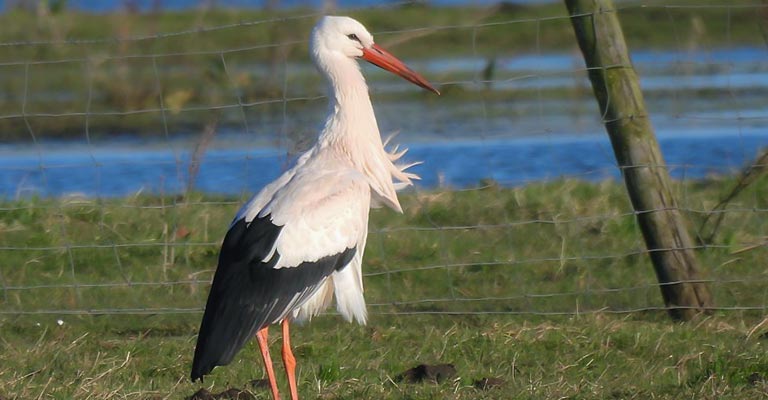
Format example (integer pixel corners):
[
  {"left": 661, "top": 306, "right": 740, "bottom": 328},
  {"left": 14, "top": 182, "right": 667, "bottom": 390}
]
[
  {"left": 1, "top": 46, "right": 767, "bottom": 198},
  {"left": 19, "top": 0, "right": 548, "bottom": 13},
  {"left": 2, "top": 130, "right": 766, "bottom": 198}
]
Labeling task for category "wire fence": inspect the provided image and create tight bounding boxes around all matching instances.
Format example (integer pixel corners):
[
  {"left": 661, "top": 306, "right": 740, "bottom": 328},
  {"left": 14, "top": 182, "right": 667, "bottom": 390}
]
[{"left": 0, "top": 1, "right": 767, "bottom": 320}]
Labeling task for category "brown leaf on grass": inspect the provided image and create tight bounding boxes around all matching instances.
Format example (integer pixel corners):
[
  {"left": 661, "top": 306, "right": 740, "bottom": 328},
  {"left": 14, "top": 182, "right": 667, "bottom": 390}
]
[{"left": 175, "top": 225, "right": 191, "bottom": 239}]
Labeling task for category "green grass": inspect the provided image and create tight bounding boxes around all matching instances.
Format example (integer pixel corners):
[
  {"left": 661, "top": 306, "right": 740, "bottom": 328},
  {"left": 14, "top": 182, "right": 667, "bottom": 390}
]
[
  {"left": 2, "top": 315, "right": 768, "bottom": 399},
  {"left": 1, "top": 177, "right": 767, "bottom": 398}
]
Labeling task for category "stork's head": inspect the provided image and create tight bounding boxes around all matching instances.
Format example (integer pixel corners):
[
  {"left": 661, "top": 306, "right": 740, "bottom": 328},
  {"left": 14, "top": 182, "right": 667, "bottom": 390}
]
[{"left": 310, "top": 16, "right": 440, "bottom": 95}]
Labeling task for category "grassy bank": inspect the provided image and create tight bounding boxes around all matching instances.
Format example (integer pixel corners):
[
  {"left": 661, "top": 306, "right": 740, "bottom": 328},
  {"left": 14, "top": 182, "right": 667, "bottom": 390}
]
[
  {"left": 1, "top": 0, "right": 763, "bottom": 60},
  {"left": 0, "top": 0, "right": 765, "bottom": 140},
  {"left": 1, "top": 177, "right": 767, "bottom": 398}
]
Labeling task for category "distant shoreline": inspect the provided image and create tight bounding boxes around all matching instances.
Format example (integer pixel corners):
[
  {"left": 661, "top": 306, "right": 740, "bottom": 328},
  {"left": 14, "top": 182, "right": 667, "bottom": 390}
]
[{"left": 0, "top": 0, "right": 764, "bottom": 141}]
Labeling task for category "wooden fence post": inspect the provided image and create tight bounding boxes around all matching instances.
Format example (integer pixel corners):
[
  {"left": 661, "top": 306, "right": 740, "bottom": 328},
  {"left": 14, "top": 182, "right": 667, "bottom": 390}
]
[{"left": 563, "top": 0, "right": 712, "bottom": 320}]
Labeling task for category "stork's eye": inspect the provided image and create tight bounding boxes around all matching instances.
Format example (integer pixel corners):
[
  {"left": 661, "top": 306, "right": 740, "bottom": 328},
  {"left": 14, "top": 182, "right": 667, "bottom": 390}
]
[{"left": 347, "top": 34, "right": 361, "bottom": 43}]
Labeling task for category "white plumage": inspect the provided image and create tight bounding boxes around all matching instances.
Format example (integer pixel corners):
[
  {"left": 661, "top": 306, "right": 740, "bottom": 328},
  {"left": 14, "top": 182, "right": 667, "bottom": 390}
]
[{"left": 191, "top": 15, "right": 439, "bottom": 400}]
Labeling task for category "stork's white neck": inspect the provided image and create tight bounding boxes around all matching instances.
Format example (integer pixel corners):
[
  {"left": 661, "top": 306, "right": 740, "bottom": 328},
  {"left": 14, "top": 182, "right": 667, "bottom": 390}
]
[
  {"left": 313, "top": 54, "right": 405, "bottom": 212},
  {"left": 316, "top": 55, "right": 377, "bottom": 144}
]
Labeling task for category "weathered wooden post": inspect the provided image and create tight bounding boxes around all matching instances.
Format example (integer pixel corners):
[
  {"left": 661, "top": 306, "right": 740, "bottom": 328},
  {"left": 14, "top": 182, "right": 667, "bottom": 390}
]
[{"left": 564, "top": 0, "right": 712, "bottom": 320}]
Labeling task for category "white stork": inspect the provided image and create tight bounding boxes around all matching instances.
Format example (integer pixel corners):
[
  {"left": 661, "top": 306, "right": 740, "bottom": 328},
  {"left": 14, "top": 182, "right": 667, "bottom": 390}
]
[{"left": 190, "top": 15, "right": 439, "bottom": 399}]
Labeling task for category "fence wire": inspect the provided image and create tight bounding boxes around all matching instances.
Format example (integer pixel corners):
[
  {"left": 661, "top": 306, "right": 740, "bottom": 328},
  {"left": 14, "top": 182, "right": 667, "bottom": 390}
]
[{"left": 0, "top": 2, "right": 766, "bottom": 319}]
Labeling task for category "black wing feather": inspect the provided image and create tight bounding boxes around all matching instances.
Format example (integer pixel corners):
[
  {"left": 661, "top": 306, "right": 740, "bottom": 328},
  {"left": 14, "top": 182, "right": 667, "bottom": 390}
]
[{"left": 190, "top": 214, "right": 356, "bottom": 381}]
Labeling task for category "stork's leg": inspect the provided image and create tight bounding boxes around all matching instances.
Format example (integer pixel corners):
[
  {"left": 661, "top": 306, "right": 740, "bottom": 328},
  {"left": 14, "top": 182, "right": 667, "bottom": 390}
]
[
  {"left": 281, "top": 319, "right": 299, "bottom": 400},
  {"left": 255, "top": 327, "right": 280, "bottom": 400}
]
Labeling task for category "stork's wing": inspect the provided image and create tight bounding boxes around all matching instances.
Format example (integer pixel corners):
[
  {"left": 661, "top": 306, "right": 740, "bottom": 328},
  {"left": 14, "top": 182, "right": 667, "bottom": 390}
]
[
  {"left": 232, "top": 149, "right": 313, "bottom": 224},
  {"left": 191, "top": 167, "right": 370, "bottom": 381}
]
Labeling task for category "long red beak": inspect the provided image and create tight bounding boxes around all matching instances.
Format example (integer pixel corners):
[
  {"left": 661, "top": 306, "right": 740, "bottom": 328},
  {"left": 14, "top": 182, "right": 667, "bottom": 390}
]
[{"left": 362, "top": 43, "right": 440, "bottom": 95}]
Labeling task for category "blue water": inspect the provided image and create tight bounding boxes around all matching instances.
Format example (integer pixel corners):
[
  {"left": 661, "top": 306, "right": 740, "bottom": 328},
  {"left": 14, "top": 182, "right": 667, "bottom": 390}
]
[
  {"left": 1, "top": 45, "right": 766, "bottom": 199},
  {"left": 2, "top": 129, "right": 766, "bottom": 198}
]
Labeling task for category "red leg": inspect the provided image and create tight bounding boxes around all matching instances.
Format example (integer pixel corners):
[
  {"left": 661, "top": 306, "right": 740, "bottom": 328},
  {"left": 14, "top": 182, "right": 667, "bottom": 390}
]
[
  {"left": 256, "top": 327, "right": 280, "bottom": 400},
  {"left": 281, "top": 319, "right": 299, "bottom": 400}
]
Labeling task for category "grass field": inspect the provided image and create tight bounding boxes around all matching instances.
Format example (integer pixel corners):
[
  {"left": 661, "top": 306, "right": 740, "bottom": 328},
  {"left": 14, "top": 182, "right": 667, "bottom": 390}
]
[{"left": 1, "top": 177, "right": 767, "bottom": 398}]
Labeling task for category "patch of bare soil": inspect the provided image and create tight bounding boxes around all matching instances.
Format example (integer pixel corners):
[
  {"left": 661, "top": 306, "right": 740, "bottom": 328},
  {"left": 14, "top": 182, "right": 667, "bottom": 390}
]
[
  {"left": 395, "top": 363, "right": 457, "bottom": 383},
  {"left": 186, "top": 388, "right": 256, "bottom": 400}
]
